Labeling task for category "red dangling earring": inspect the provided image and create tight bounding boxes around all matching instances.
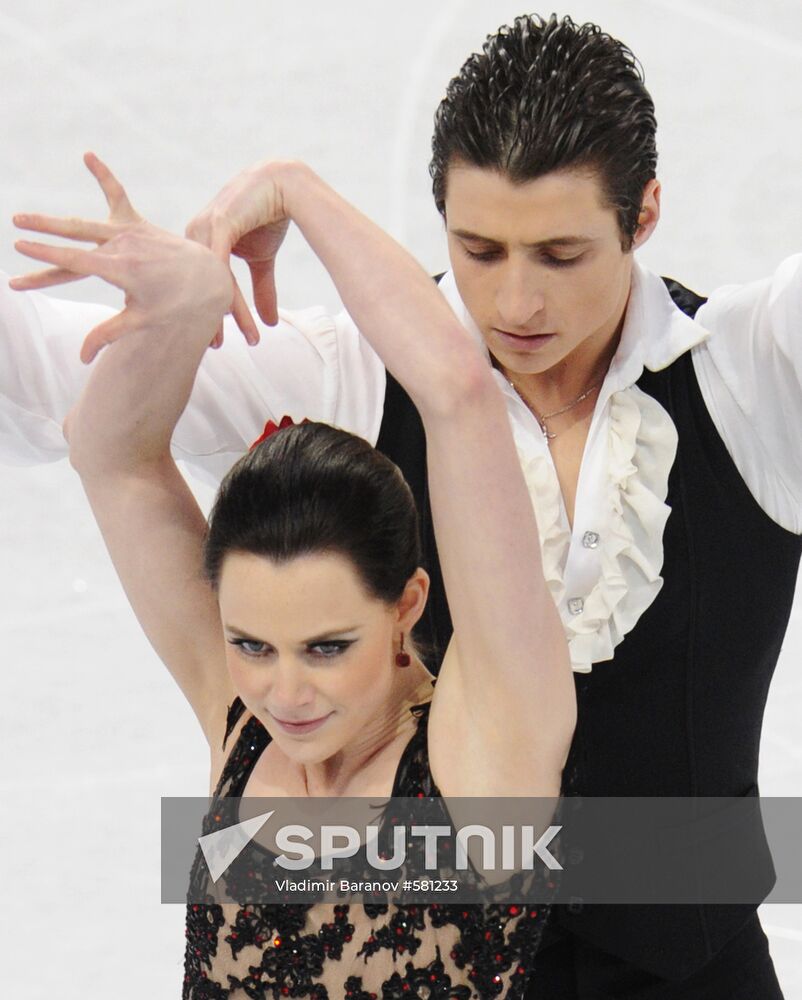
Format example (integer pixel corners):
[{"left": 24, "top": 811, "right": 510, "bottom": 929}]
[{"left": 395, "top": 632, "right": 411, "bottom": 668}]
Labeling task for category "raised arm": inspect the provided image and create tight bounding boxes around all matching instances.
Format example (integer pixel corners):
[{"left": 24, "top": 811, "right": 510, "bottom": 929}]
[
  {"left": 7, "top": 158, "right": 382, "bottom": 750},
  {"left": 14, "top": 160, "right": 244, "bottom": 747},
  {"left": 185, "top": 159, "right": 575, "bottom": 786},
  {"left": 14, "top": 156, "right": 574, "bottom": 787},
  {"left": 273, "top": 163, "right": 575, "bottom": 792}
]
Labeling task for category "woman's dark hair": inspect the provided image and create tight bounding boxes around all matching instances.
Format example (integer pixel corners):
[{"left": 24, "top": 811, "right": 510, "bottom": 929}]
[
  {"left": 203, "top": 422, "right": 422, "bottom": 605},
  {"left": 430, "top": 13, "right": 657, "bottom": 249}
]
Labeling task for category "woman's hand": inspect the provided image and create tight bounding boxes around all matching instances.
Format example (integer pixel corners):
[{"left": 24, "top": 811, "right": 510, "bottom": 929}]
[
  {"left": 185, "top": 160, "right": 291, "bottom": 339},
  {"left": 11, "top": 153, "right": 234, "bottom": 364}
]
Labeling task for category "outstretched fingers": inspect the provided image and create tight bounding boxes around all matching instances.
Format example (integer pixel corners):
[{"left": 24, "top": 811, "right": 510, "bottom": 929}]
[
  {"left": 11, "top": 155, "right": 138, "bottom": 292},
  {"left": 83, "top": 151, "right": 140, "bottom": 223},
  {"left": 14, "top": 239, "right": 124, "bottom": 287},
  {"left": 8, "top": 266, "right": 86, "bottom": 291},
  {"left": 13, "top": 212, "right": 112, "bottom": 245}
]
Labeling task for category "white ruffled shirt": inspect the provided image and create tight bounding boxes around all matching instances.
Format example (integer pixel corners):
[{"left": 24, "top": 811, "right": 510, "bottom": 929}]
[{"left": 2, "top": 257, "right": 801, "bottom": 671}]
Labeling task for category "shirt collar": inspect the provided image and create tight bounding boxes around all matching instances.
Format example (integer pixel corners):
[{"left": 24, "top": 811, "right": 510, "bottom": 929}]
[
  {"left": 607, "top": 260, "right": 710, "bottom": 392},
  {"left": 437, "top": 269, "right": 489, "bottom": 354},
  {"left": 437, "top": 261, "right": 711, "bottom": 397}
]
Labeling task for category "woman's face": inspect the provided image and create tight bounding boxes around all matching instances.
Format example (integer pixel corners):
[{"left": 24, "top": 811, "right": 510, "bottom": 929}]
[{"left": 217, "top": 550, "right": 419, "bottom": 764}]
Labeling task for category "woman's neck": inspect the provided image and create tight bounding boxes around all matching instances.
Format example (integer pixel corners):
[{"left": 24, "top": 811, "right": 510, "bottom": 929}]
[{"left": 299, "top": 662, "right": 433, "bottom": 797}]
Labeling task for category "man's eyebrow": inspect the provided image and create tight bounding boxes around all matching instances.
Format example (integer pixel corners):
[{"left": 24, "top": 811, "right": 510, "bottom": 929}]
[{"left": 449, "top": 228, "right": 596, "bottom": 249}]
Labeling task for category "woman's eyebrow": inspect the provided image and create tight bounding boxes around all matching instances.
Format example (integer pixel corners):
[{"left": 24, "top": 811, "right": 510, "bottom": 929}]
[
  {"left": 223, "top": 625, "right": 360, "bottom": 642},
  {"left": 223, "top": 625, "right": 268, "bottom": 640},
  {"left": 302, "top": 628, "right": 360, "bottom": 643}
]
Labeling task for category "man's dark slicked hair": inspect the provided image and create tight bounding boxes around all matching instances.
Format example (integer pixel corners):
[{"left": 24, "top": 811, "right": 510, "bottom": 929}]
[{"left": 430, "top": 13, "right": 657, "bottom": 249}]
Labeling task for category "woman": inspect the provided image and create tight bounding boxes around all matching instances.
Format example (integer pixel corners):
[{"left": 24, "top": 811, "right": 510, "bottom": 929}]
[{"left": 13, "top": 153, "right": 575, "bottom": 997}]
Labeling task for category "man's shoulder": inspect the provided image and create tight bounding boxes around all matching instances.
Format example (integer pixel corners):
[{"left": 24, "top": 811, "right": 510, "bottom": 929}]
[{"left": 659, "top": 276, "right": 708, "bottom": 319}]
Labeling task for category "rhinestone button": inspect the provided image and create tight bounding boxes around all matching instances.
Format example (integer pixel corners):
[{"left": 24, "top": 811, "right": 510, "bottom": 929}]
[
  {"left": 582, "top": 531, "right": 600, "bottom": 549},
  {"left": 567, "top": 597, "right": 584, "bottom": 616}
]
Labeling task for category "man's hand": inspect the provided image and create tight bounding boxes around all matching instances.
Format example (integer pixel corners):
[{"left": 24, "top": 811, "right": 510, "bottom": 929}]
[
  {"left": 185, "top": 160, "right": 293, "bottom": 346},
  {"left": 11, "top": 153, "right": 233, "bottom": 364}
]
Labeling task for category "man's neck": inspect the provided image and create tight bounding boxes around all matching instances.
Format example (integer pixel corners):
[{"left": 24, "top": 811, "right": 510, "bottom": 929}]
[{"left": 497, "top": 286, "right": 631, "bottom": 414}]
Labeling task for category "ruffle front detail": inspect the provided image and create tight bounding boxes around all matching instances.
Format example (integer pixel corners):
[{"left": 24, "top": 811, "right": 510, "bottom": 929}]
[{"left": 510, "top": 384, "right": 678, "bottom": 673}]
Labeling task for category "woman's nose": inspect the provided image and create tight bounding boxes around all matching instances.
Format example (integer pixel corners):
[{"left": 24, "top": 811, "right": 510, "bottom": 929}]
[{"left": 268, "top": 661, "right": 315, "bottom": 715}]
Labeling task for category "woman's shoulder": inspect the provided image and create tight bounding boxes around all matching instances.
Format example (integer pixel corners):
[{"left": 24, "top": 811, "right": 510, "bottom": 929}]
[
  {"left": 223, "top": 696, "right": 248, "bottom": 750},
  {"left": 207, "top": 697, "right": 268, "bottom": 796},
  {"left": 392, "top": 695, "right": 441, "bottom": 798}
]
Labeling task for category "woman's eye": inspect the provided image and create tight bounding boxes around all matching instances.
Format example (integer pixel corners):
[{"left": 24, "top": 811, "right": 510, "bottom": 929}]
[
  {"left": 308, "top": 641, "right": 352, "bottom": 659},
  {"left": 228, "top": 638, "right": 272, "bottom": 657}
]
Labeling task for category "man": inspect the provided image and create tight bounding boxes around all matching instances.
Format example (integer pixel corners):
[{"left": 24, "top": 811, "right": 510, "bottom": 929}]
[{"left": 2, "top": 13, "right": 800, "bottom": 998}]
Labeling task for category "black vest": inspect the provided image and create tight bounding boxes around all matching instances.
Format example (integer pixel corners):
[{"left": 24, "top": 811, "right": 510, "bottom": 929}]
[{"left": 374, "top": 279, "right": 802, "bottom": 980}]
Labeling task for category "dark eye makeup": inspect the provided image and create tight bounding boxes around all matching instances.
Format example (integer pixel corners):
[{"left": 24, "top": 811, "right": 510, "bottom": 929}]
[{"left": 226, "top": 637, "right": 355, "bottom": 660}]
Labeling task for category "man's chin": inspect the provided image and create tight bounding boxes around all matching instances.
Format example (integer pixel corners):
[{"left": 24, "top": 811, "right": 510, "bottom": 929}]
[{"left": 489, "top": 342, "right": 562, "bottom": 378}]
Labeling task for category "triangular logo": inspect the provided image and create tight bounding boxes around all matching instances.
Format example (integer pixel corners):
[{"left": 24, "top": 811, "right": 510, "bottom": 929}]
[{"left": 198, "top": 810, "right": 275, "bottom": 882}]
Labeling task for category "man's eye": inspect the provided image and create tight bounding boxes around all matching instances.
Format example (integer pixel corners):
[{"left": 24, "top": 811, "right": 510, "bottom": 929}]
[
  {"left": 308, "top": 641, "right": 352, "bottom": 659},
  {"left": 542, "top": 253, "right": 583, "bottom": 268},
  {"left": 463, "top": 246, "right": 502, "bottom": 263}
]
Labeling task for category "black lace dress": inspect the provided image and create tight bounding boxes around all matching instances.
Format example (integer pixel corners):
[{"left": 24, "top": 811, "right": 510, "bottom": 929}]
[{"left": 182, "top": 698, "right": 553, "bottom": 998}]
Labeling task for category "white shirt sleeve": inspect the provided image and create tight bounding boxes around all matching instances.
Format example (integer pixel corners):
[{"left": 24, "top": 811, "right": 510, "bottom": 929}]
[
  {"left": 0, "top": 273, "right": 109, "bottom": 463},
  {"left": 691, "top": 254, "right": 802, "bottom": 534},
  {"left": 0, "top": 273, "right": 386, "bottom": 487}
]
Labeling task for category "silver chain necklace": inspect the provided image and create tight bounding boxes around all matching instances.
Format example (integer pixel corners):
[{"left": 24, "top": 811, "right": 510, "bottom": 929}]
[{"left": 508, "top": 374, "right": 605, "bottom": 442}]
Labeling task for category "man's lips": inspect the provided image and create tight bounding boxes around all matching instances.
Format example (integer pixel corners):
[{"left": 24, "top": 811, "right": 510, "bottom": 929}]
[{"left": 494, "top": 328, "right": 557, "bottom": 350}]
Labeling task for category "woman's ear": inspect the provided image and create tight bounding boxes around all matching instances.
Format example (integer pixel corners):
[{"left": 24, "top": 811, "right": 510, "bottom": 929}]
[{"left": 395, "top": 568, "right": 430, "bottom": 633}]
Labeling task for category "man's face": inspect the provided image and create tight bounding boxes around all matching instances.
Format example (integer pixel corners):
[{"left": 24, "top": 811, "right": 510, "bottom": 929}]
[{"left": 444, "top": 163, "right": 640, "bottom": 378}]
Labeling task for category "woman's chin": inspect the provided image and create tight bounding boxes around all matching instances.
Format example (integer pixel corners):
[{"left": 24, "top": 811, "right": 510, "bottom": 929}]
[{"left": 271, "top": 728, "right": 342, "bottom": 765}]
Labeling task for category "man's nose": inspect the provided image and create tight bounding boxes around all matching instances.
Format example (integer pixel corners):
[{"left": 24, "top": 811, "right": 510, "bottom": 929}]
[{"left": 494, "top": 261, "right": 545, "bottom": 329}]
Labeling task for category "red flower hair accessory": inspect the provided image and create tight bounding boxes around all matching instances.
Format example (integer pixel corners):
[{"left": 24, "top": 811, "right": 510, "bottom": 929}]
[{"left": 249, "top": 415, "right": 310, "bottom": 450}]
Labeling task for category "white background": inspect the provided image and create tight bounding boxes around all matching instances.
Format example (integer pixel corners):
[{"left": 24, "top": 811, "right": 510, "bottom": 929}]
[{"left": 0, "top": 1, "right": 801, "bottom": 995}]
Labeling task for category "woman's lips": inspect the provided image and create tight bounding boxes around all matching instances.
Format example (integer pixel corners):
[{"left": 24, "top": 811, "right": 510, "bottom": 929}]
[
  {"left": 270, "top": 712, "right": 333, "bottom": 735},
  {"left": 494, "top": 329, "right": 557, "bottom": 351}
]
